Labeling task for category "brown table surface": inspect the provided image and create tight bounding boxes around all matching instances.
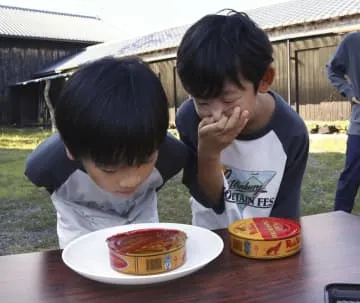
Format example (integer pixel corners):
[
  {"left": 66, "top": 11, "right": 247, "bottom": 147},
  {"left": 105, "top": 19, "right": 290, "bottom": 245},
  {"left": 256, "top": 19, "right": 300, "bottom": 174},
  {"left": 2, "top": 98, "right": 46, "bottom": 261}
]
[{"left": 1, "top": 211, "right": 360, "bottom": 303}]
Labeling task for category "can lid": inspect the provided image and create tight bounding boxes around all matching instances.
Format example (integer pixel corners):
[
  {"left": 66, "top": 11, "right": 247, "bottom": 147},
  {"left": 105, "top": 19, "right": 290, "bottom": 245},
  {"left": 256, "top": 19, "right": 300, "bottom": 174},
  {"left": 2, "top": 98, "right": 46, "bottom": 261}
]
[{"left": 228, "top": 217, "right": 301, "bottom": 240}]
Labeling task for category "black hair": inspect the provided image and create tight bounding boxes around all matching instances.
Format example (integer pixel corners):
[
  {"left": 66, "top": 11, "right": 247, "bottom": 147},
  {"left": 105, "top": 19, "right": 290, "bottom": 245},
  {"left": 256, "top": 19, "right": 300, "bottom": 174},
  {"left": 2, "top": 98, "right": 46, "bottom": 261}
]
[
  {"left": 176, "top": 9, "right": 273, "bottom": 98},
  {"left": 55, "top": 56, "right": 169, "bottom": 166}
]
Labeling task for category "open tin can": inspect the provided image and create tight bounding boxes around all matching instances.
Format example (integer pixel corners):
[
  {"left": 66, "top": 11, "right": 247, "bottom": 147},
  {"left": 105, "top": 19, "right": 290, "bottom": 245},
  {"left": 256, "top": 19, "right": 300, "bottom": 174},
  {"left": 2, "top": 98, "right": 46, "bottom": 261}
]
[{"left": 106, "top": 228, "right": 187, "bottom": 275}]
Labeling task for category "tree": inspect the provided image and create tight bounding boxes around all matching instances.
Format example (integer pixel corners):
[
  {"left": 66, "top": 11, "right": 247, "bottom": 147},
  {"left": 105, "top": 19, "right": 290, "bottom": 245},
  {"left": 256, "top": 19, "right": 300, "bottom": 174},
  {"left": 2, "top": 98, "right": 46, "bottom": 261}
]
[{"left": 43, "top": 79, "right": 56, "bottom": 133}]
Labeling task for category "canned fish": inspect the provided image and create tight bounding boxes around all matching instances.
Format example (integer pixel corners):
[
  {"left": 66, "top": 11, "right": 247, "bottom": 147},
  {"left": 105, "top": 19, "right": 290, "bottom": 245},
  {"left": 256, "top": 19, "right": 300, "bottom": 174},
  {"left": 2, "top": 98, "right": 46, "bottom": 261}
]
[
  {"left": 228, "top": 217, "right": 301, "bottom": 259},
  {"left": 106, "top": 228, "right": 187, "bottom": 275}
]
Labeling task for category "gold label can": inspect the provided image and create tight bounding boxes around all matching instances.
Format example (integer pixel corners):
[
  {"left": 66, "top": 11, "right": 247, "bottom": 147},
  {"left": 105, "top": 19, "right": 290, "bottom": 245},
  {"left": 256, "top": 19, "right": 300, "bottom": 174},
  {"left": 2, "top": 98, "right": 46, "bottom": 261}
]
[
  {"left": 228, "top": 217, "right": 301, "bottom": 259},
  {"left": 109, "top": 245, "right": 186, "bottom": 275},
  {"left": 107, "top": 228, "right": 187, "bottom": 275}
]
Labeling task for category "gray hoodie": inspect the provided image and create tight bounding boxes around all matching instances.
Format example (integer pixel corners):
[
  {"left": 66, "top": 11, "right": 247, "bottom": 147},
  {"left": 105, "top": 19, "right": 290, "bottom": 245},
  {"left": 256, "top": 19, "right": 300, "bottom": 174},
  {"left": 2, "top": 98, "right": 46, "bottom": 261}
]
[{"left": 326, "top": 31, "right": 360, "bottom": 135}]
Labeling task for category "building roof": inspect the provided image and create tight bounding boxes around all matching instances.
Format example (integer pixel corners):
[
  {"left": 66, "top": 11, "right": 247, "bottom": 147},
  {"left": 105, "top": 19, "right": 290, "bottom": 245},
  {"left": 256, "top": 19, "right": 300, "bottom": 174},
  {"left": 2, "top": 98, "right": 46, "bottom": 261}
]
[
  {"left": 252, "top": 0, "right": 360, "bottom": 30},
  {"left": 120, "top": 0, "right": 360, "bottom": 55},
  {"left": 33, "top": 25, "right": 187, "bottom": 77},
  {"left": 0, "top": 5, "right": 122, "bottom": 43},
  {"left": 32, "top": 0, "right": 360, "bottom": 80}
]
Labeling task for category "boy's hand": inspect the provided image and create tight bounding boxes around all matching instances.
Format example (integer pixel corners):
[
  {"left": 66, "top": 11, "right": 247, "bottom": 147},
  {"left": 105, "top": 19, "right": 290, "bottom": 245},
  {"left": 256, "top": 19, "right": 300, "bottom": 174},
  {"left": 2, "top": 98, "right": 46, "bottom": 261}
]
[{"left": 198, "top": 107, "right": 249, "bottom": 158}]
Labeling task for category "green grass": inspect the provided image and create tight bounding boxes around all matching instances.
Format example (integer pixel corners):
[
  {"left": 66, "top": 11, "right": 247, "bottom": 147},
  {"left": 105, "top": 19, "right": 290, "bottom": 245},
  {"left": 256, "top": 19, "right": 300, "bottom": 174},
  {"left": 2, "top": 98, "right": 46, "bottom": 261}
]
[
  {"left": 309, "top": 134, "right": 347, "bottom": 153},
  {"left": 0, "top": 127, "right": 51, "bottom": 149},
  {"left": 0, "top": 127, "right": 190, "bottom": 255},
  {"left": 0, "top": 128, "right": 356, "bottom": 255},
  {"left": 301, "top": 134, "right": 360, "bottom": 216}
]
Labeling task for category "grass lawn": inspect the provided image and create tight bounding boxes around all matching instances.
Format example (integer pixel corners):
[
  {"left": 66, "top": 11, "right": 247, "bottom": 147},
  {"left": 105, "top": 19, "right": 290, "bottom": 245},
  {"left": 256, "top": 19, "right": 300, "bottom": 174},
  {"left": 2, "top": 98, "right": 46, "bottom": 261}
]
[{"left": 0, "top": 128, "right": 358, "bottom": 255}]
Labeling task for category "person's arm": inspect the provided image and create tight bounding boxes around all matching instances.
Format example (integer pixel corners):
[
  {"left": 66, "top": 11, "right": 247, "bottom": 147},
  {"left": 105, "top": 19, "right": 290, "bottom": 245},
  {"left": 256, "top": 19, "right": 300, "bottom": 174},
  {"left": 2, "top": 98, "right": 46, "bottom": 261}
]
[
  {"left": 175, "top": 99, "right": 248, "bottom": 212},
  {"left": 197, "top": 148, "right": 224, "bottom": 207},
  {"left": 326, "top": 36, "right": 355, "bottom": 101},
  {"left": 24, "top": 133, "right": 77, "bottom": 193},
  {"left": 175, "top": 101, "right": 226, "bottom": 213},
  {"left": 154, "top": 132, "right": 188, "bottom": 190},
  {"left": 270, "top": 132, "right": 309, "bottom": 219},
  {"left": 176, "top": 120, "right": 226, "bottom": 214},
  {"left": 196, "top": 108, "right": 248, "bottom": 207}
]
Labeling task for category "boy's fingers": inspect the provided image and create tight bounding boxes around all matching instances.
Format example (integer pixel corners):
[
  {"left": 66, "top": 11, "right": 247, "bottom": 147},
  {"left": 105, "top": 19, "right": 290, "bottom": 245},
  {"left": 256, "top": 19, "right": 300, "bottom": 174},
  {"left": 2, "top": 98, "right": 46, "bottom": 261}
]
[
  {"left": 199, "top": 109, "right": 246, "bottom": 137},
  {"left": 199, "top": 123, "right": 219, "bottom": 137},
  {"left": 200, "top": 117, "right": 227, "bottom": 135},
  {"left": 235, "top": 110, "right": 249, "bottom": 133},
  {"left": 215, "top": 115, "right": 228, "bottom": 131},
  {"left": 225, "top": 109, "right": 249, "bottom": 137},
  {"left": 238, "top": 110, "right": 249, "bottom": 131},
  {"left": 199, "top": 116, "right": 214, "bottom": 128},
  {"left": 224, "top": 107, "right": 241, "bottom": 132}
]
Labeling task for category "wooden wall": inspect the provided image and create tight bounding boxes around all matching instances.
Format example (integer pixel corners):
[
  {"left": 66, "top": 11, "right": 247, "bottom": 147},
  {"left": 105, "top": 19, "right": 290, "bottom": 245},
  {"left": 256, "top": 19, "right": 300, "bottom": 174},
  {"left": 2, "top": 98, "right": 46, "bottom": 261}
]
[
  {"left": 0, "top": 37, "right": 91, "bottom": 124},
  {"left": 148, "top": 33, "right": 351, "bottom": 122},
  {"left": 272, "top": 34, "right": 349, "bottom": 121},
  {"left": 148, "top": 59, "right": 188, "bottom": 123},
  {"left": 7, "top": 32, "right": 352, "bottom": 126}
]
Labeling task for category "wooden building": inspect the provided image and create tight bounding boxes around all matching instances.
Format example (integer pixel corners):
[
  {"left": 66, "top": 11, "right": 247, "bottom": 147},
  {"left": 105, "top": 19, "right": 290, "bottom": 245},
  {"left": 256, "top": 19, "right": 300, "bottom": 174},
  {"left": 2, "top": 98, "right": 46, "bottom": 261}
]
[
  {"left": 27, "top": 0, "right": 360, "bottom": 123},
  {"left": 0, "top": 5, "right": 122, "bottom": 125}
]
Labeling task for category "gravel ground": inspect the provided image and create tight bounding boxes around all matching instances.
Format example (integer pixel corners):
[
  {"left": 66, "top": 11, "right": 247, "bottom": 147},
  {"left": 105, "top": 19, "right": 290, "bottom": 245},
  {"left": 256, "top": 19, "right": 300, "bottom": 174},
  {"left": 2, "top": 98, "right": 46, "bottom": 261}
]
[
  {"left": 0, "top": 200, "right": 58, "bottom": 256},
  {"left": 0, "top": 230, "right": 58, "bottom": 255}
]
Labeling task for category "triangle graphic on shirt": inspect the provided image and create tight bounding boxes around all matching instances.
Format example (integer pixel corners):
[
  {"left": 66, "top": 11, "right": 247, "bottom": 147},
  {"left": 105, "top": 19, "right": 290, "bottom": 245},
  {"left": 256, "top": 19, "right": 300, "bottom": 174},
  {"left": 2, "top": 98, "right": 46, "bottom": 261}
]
[{"left": 223, "top": 166, "right": 276, "bottom": 209}]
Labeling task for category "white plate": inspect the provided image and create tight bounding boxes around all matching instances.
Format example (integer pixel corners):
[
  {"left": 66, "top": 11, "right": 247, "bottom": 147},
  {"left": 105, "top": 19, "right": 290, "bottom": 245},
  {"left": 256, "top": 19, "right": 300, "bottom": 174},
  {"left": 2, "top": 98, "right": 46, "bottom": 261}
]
[{"left": 62, "top": 223, "right": 224, "bottom": 285}]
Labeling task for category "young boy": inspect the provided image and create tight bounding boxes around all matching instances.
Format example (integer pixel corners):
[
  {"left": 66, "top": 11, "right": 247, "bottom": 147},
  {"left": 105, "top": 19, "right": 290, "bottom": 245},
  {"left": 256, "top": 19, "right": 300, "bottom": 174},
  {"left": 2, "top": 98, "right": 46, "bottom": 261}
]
[
  {"left": 25, "top": 57, "right": 188, "bottom": 248},
  {"left": 175, "top": 10, "right": 309, "bottom": 229}
]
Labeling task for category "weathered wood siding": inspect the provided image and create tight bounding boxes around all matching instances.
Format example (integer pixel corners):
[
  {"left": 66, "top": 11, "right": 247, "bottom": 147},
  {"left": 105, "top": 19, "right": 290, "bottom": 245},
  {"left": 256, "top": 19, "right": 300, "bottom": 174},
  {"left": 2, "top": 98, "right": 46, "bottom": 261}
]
[
  {"left": 273, "top": 35, "right": 350, "bottom": 121},
  {"left": 148, "top": 34, "right": 351, "bottom": 121},
  {"left": 0, "top": 37, "right": 89, "bottom": 124}
]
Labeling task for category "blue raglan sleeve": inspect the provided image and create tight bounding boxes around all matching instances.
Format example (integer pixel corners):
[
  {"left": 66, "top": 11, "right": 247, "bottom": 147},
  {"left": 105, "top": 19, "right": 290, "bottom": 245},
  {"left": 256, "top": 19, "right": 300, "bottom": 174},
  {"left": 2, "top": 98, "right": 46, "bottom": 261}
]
[
  {"left": 326, "top": 34, "right": 355, "bottom": 100},
  {"left": 24, "top": 133, "right": 78, "bottom": 193},
  {"left": 155, "top": 132, "right": 189, "bottom": 190},
  {"left": 175, "top": 100, "right": 225, "bottom": 214},
  {"left": 270, "top": 131, "right": 309, "bottom": 219}
]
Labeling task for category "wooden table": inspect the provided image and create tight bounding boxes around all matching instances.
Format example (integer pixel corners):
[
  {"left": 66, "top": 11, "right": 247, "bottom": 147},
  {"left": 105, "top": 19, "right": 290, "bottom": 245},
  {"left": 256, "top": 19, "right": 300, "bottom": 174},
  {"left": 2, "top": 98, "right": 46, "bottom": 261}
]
[{"left": 1, "top": 211, "right": 360, "bottom": 303}]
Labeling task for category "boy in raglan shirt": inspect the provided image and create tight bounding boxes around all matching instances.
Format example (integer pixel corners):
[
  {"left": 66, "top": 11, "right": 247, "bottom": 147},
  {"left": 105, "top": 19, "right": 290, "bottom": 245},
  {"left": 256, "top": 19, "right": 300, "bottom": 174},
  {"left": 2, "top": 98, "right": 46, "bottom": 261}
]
[
  {"left": 25, "top": 57, "right": 188, "bottom": 248},
  {"left": 175, "top": 10, "right": 309, "bottom": 229}
]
